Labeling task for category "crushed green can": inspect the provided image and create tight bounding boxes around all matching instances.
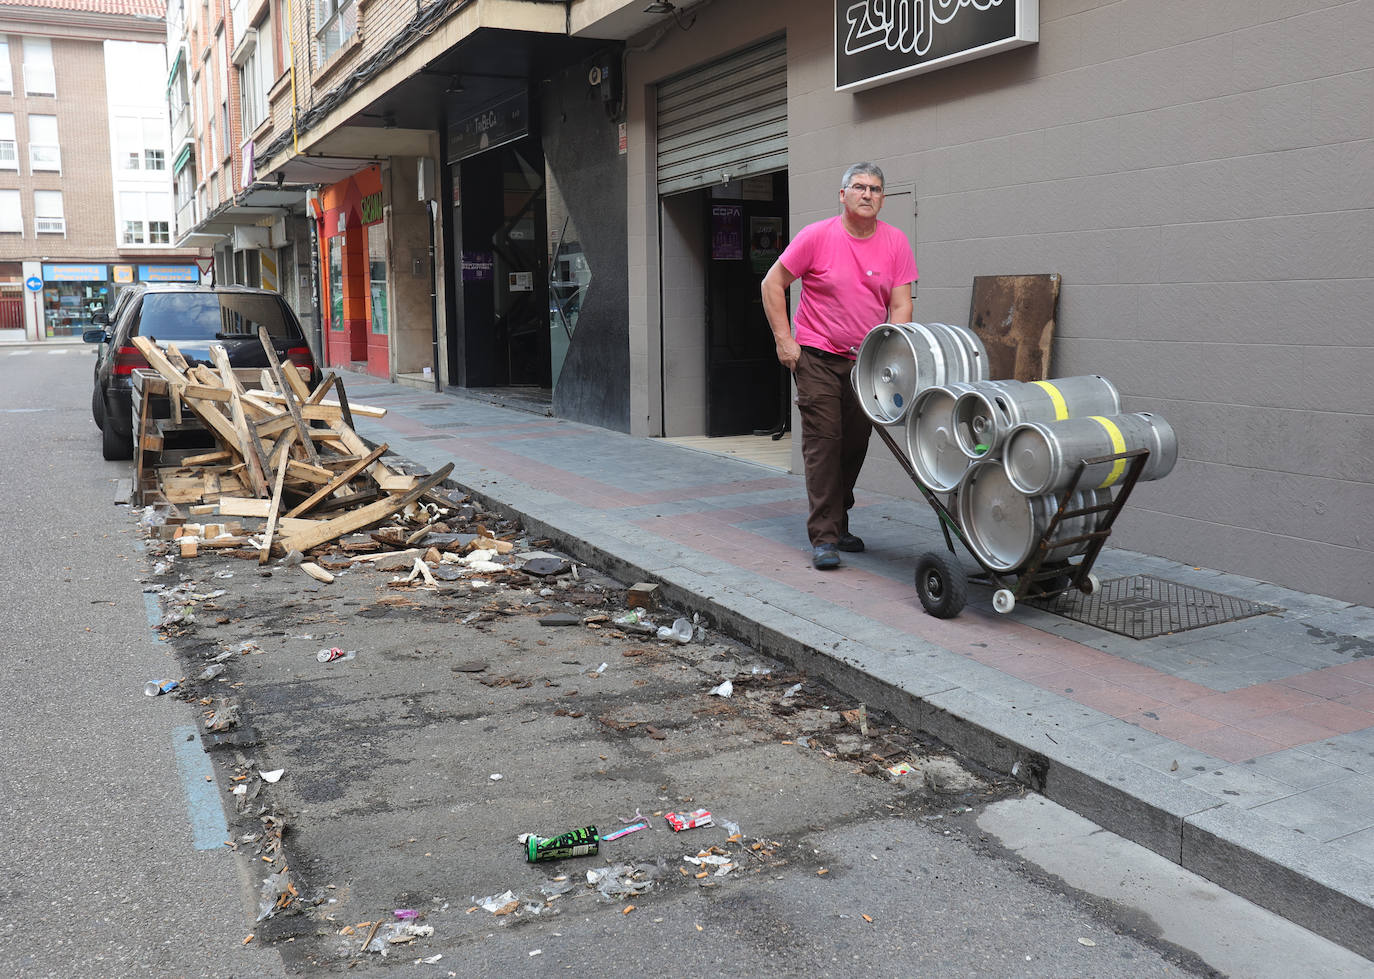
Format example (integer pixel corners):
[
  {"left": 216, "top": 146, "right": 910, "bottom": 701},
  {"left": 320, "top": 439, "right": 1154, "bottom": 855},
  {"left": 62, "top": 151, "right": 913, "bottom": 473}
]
[{"left": 526, "top": 825, "right": 599, "bottom": 862}]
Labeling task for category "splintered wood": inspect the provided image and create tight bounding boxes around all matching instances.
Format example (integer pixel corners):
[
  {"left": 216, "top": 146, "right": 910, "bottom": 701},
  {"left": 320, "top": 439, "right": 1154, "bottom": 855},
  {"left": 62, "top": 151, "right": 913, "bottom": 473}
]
[{"left": 131, "top": 330, "right": 453, "bottom": 564}]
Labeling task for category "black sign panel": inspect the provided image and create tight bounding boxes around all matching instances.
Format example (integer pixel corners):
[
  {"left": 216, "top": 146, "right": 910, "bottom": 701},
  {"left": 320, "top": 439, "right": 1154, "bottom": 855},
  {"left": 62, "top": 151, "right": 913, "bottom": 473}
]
[
  {"left": 835, "top": 0, "right": 1037, "bottom": 92},
  {"left": 447, "top": 90, "right": 529, "bottom": 162}
]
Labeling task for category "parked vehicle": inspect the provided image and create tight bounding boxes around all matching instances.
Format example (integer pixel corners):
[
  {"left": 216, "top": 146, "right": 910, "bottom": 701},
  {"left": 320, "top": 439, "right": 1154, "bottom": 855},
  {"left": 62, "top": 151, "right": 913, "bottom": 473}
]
[{"left": 84, "top": 283, "right": 318, "bottom": 460}]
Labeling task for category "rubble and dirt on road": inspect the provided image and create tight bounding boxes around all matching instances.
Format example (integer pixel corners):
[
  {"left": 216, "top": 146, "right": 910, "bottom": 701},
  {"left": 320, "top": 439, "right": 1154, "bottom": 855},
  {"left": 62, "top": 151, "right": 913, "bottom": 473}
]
[{"left": 132, "top": 475, "right": 1018, "bottom": 968}]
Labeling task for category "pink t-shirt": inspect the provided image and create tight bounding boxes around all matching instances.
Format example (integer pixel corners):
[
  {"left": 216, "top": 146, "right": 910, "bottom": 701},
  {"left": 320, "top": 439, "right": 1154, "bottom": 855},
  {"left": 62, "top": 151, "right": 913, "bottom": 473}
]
[{"left": 779, "top": 216, "right": 918, "bottom": 357}]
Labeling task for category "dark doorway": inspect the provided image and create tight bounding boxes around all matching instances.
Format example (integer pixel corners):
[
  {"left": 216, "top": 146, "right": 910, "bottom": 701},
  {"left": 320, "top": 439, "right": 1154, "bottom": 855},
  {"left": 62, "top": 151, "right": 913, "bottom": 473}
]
[
  {"left": 458, "top": 137, "right": 551, "bottom": 389},
  {"left": 705, "top": 172, "right": 789, "bottom": 437}
]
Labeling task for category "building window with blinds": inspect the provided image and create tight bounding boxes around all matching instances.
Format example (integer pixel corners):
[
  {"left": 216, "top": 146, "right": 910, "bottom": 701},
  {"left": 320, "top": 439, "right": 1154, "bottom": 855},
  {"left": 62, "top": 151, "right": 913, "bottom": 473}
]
[
  {"left": 0, "top": 37, "right": 10, "bottom": 93},
  {"left": 0, "top": 114, "right": 15, "bottom": 169},
  {"left": 28, "top": 114, "right": 60, "bottom": 172},
  {"left": 235, "top": 21, "right": 273, "bottom": 133},
  {"left": 0, "top": 190, "right": 20, "bottom": 233},
  {"left": 22, "top": 38, "right": 54, "bottom": 96},
  {"left": 316, "top": 0, "right": 356, "bottom": 64},
  {"left": 34, "top": 190, "right": 63, "bottom": 234}
]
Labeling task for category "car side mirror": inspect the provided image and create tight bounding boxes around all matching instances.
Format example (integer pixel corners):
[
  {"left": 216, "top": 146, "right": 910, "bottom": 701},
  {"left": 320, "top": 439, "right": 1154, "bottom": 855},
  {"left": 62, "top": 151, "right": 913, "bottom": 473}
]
[
  {"left": 92, "top": 310, "right": 110, "bottom": 326},
  {"left": 81, "top": 328, "right": 109, "bottom": 344}
]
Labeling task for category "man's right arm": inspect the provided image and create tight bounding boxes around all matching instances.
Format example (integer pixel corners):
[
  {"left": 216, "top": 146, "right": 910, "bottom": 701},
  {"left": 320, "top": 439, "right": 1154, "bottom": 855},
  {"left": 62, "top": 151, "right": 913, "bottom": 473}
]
[{"left": 761, "top": 260, "right": 801, "bottom": 370}]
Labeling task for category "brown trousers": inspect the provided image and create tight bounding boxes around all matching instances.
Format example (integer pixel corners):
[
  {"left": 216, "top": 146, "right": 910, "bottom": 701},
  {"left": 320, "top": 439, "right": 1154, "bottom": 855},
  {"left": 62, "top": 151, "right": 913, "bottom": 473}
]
[{"left": 794, "top": 346, "right": 872, "bottom": 546}]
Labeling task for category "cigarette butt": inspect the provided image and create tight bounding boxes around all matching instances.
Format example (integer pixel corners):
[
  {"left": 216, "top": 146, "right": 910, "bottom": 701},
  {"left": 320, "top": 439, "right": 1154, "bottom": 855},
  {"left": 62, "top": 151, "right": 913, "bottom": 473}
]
[
  {"left": 623, "top": 905, "right": 635, "bottom": 915},
  {"left": 781, "top": 740, "right": 795, "bottom": 745},
  {"left": 862, "top": 914, "right": 873, "bottom": 923},
  {"left": 695, "top": 871, "right": 708, "bottom": 879},
  {"left": 817, "top": 868, "right": 829, "bottom": 875},
  {"left": 679, "top": 867, "right": 689, "bottom": 876},
  {"left": 242, "top": 934, "right": 254, "bottom": 945},
  {"left": 695, "top": 924, "right": 703, "bottom": 932}
]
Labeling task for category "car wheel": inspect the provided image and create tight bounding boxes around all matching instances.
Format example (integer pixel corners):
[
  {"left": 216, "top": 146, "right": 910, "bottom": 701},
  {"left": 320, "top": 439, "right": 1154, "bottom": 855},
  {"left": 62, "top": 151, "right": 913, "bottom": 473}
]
[
  {"left": 92, "top": 385, "right": 105, "bottom": 430},
  {"left": 101, "top": 401, "right": 133, "bottom": 461}
]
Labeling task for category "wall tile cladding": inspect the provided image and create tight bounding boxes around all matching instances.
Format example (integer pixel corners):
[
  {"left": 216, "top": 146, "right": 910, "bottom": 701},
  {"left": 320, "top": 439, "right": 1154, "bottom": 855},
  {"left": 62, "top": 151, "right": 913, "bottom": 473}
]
[{"left": 776, "top": 0, "right": 1373, "bottom": 602}]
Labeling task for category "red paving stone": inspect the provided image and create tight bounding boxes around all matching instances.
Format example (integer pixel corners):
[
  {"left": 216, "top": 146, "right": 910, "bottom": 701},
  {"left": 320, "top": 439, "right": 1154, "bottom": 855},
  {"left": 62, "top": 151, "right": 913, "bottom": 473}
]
[
  {"left": 1326, "top": 659, "right": 1374, "bottom": 683},
  {"left": 1336, "top": 688, "right": 1374, "bottom": 712},
  {"left": 1126, "top": 706, "right": 1225, "bottom": 739},
  {"left": 1114, "top": 673, "right": 1213, "bottom": 707},
  {"left": 1187, "top": 684, "right": 1323, "bottom": 724},
  {"left": 1186, "top": 726, "right": 1285, "bottom": 764}
]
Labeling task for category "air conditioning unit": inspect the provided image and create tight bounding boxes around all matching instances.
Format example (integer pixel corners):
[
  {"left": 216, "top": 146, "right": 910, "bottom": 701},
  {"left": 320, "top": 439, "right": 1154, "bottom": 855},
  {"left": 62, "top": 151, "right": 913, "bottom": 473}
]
[
  {"left": 268, "top": 216, "right": 287, "bottom": 248},
  {"left": 233, "top": 225, "right": 270, "bottom": 250}
]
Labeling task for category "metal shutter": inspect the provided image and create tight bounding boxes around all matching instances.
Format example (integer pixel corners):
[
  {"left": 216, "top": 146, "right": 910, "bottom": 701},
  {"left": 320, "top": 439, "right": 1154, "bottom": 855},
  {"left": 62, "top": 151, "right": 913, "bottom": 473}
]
[{"left": 656, "top": 36, "right": 787, "bottom": 197}]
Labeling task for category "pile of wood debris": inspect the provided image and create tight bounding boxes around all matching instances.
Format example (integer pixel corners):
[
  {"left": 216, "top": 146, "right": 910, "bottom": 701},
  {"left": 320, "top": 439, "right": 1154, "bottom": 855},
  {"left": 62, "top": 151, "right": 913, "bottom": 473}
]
[{"left": 130, "top": 330, "right": 459, "bottom": 572}]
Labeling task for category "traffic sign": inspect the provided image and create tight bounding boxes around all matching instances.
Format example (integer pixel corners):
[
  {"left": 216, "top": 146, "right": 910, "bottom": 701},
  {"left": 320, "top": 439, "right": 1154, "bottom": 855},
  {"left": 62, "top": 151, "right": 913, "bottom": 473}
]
[{"left": 25, "top": 276, "right": 42, "bottom": 291}]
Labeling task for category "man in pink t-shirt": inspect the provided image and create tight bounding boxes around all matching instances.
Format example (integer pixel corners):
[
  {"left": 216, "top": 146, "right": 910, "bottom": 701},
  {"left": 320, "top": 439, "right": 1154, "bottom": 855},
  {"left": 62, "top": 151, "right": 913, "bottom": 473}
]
[{"left": 761, "top": 162, "right": 917, "bottom": 570}]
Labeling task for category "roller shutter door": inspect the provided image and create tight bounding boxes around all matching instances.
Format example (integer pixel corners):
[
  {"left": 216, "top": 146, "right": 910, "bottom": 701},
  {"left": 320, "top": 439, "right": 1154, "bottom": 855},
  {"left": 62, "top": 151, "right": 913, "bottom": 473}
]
[{"left": 656, "top": 36, "right": 787, "bottom": 197}]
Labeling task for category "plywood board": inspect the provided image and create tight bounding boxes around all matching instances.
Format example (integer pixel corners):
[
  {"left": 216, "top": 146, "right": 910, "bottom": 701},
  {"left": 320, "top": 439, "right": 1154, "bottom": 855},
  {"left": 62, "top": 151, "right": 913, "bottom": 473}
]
[{"left": 967, "top": 274, "right": 1060, "bottom": 382}]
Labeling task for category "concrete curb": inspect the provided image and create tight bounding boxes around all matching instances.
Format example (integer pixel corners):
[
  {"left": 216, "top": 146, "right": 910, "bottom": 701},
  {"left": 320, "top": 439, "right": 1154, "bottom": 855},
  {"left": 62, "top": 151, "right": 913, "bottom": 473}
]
[{"left": 378, "top": 441, "right": 1374, "bottom": 959}]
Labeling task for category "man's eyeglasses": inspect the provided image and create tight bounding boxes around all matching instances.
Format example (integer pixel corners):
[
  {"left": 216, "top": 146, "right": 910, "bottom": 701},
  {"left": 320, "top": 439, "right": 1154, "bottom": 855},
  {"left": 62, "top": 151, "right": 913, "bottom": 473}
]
[{"left": 847, "top": 183, "right": 884, "bottom": 196}]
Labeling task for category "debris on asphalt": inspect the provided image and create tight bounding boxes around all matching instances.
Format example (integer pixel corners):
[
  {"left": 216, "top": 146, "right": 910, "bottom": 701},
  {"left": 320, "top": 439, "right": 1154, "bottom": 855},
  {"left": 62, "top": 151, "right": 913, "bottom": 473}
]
[
  {"left": 665, "top": 809, "right": 713, "bottom": 832},
  {"left": 708, "top": 680, "right": 733, "bottom": 698},
  {"left": 657, "top": 617, "right": 693, "bottom": 644},
  {"left": 526, "top": 825, "right": 600, "bottom": 862},
  {"left": 627, "top": 582, "right": 660, "bottom": 609},
  {"left": 144, "top": 678, "right": 179, "bottom": 697},
  {"left": 602, "top": 822, "right": 648, "bottom": 841}
]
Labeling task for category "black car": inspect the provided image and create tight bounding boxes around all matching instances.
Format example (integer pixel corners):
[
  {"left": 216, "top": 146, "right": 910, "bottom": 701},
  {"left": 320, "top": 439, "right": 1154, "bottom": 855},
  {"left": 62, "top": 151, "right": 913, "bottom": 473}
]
[{"left": 85, "top": 283, "right": 318, "bottom": 460}]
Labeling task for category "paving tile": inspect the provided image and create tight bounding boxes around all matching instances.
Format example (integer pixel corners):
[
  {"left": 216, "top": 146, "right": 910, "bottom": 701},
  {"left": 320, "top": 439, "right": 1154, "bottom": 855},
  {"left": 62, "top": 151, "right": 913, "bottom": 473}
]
[
  {"left": 1122, "top": 705, "right": 1224, "bottom": 740},
  {"left": 1279, "top": 701, "right": 1374, "bottom": 735},
  {"left": 1182, "top": 764, "right": 1304, "bottom": 809},
  {"left": 1335, "top": 687, "right": 1374, "bottom": 712},
  {"left": 1186, "top": 684, "right": 1322, "bottom": 724},
  {"left": 1327, "top": 659, "right": 1374, "bottom": 683},
  {"left": 1276, "top": 667, "right": 1374, "bottom": 700},
  {"left": 1073, "top": 718, "right": 1222, "bottom": 778},
  {"left": 1326, "top": 824, "right": 1374, "bottom": 866},
  {"left": 1246, "top": 774, "right": 1374, "bottom": 842},
  {"left": 1291, "top": 728, "right": 1374, "bottom": 776},
  {"left": 1234, "top": 748, "right": 1357, "bottom": 790},
  {"left": 1183, "top": 725, "right": 1285, "bottom": 764},
  {"left": 1113, "top": 672, "right": 1212, "bottom": 706},
  {"left": 1230, "top": 710, "right": 1346, "bottom": 749}
]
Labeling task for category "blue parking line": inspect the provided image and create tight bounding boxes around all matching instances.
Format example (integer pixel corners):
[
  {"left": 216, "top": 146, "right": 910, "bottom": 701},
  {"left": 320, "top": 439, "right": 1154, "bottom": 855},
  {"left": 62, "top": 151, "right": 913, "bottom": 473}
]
[
  {"left": 143, "top": 592, "right": 166, "bottom": 643},
  {"left": 172, "top": 725, "right": 230, "bottom": 851}
]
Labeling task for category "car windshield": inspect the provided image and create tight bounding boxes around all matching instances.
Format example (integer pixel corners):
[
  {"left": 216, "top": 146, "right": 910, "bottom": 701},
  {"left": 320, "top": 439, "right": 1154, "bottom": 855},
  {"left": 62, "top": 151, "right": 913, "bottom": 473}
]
[{"left": 133, "top": 293, "right": 299, "bottom": 342}]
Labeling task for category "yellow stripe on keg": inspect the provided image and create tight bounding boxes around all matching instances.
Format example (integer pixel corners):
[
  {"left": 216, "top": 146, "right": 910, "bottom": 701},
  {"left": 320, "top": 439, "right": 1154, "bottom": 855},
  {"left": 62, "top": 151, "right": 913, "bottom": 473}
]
[
  {"left": 1090, "top": 415, "right": 1128, "bottom": 487},
  {"left": 1032, "top": 380, "right": 1069, "bottom": 420}
]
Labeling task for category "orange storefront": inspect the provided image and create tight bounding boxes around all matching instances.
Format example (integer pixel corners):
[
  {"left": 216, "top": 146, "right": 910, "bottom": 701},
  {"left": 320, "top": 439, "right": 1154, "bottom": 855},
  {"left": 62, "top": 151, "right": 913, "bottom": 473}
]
[{"left": 318, "top": 166, "right": 389, "bottom": 377}]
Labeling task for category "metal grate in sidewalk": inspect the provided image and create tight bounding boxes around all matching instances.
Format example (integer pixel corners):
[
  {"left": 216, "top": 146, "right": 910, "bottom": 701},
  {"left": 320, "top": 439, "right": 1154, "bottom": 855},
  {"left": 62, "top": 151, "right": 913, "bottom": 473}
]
[{"left": 1026, "top": 574, "right": 1280, "bottom": 640}]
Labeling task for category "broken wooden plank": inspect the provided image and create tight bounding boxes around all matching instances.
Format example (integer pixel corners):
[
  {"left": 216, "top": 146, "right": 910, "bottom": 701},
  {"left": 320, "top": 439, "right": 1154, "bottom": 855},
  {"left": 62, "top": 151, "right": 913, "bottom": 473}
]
[
  {"left": 277, "top": 463, "right": 453, "bottom": 555},
  {"left": 218, "top": 497, "right": 272, "bottom": 518},
  {"left": 130, "top": 338, "right": 243, "bottom": 448},
  {"left": 300, "top": 562, "right": 335, "bottom": 584},
  {"left": 257, "top": 325, "right": 321, "bottom": 464},
  {"left": 209, "top": 344, "right": 271, "bottom": 496},
  {"left": 283, "top": 442, "right": 390, "bottom": 519},
  {"left": 259, "top": 447, "right": 292, "bottom": 564},
  {"left": 254, "top": 393, "right": 387, "bottom": 419}
]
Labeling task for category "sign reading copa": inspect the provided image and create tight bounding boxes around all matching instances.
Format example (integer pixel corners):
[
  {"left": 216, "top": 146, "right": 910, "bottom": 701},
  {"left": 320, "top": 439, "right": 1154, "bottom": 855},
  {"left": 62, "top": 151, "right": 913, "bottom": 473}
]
[{"left": 835, "top": 0, "right": 1038, "bottom": 92}]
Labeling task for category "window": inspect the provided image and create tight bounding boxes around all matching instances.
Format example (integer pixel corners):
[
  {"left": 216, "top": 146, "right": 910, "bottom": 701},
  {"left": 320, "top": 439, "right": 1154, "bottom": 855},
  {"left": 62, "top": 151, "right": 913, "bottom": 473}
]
[
  {"left": 0, "top": 37, "right": 11, "bottom": 93},
  {"left": 28, "top": 114, "right": 59, "bottom": 171},
  {"left": 315, "top": 0, "right": 356, "bottom": 64},
  {"left": 120, "top": 190, "right": 171, "bottom": 245},
  {"left": 237, "top": 20, "right": 274, "bottom": 133},
  {"left": 116, "top": 117, "right": 168, "bottom": 170},
  {"left": 0, "top": 114, "right": 14, "bottom": 169},
  {"left": 22, "top": 38, "right": 54, "bottom": 96},
  {"left": 34, "top": 190, "right": 63, "bottom": 234},
  {"left": 0, "top": 190, "right": 19, "bottom": 232}
]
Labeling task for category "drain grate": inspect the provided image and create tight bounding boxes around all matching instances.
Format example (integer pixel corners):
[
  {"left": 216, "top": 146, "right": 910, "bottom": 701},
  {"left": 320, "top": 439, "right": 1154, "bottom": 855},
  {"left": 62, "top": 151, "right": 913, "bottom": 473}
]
[{"left": 1025, "top": 574, "right": 1279, "bottom": 640}]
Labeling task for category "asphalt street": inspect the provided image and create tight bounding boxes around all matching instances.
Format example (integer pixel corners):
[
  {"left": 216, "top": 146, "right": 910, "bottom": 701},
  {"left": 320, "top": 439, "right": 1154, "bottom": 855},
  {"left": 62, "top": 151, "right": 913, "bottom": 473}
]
[{"left": 2, "top": 344, "right": 1368, "bottom": 978}]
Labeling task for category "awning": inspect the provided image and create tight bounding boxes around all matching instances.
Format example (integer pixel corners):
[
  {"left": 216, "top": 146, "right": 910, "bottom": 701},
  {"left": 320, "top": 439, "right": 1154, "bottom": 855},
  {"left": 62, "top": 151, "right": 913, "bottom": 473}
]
[
  {"left": 165, "top": 47, "right": 184, "bottom": 92},
  {"left": 173, "top": 143, "right": 193, "bottom": 175}
]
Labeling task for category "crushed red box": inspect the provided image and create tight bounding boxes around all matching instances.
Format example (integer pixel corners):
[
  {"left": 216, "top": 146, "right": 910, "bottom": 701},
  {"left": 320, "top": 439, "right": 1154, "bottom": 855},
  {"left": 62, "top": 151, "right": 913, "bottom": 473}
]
[{"left": 665, "top": 809, "right": 713, "bottom": 832}]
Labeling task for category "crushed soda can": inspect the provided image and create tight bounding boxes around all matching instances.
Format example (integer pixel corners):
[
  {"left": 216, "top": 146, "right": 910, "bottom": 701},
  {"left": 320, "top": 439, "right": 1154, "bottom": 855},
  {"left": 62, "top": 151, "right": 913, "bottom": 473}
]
[
  {"left": 526, "top": 825, "right": 599, "bottom": 862},
  {"left": 316, "top": 647, "right": 347, "bottom": 663},
  {"left": 144, "top": 678, "right": 179, "bottom": 697},
  {"left": 665, "top": 809, "right": 712, "bottom": 832}
]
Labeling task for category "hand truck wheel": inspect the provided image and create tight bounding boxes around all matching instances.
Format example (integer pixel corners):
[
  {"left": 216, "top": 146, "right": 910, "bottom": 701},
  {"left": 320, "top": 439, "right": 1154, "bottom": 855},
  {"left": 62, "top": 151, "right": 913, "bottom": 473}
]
[
  {"left": 992, "top": 589, "right": 1016, "bottom": 614},
  {"left": 914, "top": 551, "right": 968, "bottom": 619}
]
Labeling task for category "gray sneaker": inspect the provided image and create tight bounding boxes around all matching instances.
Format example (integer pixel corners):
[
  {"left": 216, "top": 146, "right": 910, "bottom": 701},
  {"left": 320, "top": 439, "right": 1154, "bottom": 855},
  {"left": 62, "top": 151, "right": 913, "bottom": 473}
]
[{"left": 812, "top": 545, "right": 841, "bottom": 570}]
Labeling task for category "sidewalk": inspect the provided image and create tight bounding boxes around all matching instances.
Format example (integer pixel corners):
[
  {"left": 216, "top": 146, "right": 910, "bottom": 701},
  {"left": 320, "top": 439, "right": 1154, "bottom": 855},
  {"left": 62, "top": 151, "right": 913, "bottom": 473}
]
[{"left": 343, "top": 375, "right": 1374, "bottom": 958}]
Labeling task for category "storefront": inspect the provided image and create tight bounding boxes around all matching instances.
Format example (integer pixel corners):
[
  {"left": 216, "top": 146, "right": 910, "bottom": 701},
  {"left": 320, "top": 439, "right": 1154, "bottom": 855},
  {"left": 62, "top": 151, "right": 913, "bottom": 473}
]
[
  {"left": 318, "top": 165, "right": 389, "bottom": 377},
  {"left": 30, "top": 261, "right": 202, "bottom": 338}
]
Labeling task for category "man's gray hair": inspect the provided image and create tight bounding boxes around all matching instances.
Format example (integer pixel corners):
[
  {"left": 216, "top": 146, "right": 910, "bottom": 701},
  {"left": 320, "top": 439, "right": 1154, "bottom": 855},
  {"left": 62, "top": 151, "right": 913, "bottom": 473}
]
[{"left": 841, "top": 162, "right": 885, "bottom": 190}]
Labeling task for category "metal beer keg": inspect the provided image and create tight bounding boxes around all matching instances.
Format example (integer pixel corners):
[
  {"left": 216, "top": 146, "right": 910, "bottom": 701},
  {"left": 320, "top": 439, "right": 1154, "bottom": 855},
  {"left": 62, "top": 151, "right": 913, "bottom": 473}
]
[
  {"left": 951, "top": 375, "right": 1121, "bottom": 459},
  {"left": 853, "top": 322, "right": 989, "bottom": 426},
  {"left": 906, "top": 380, "right": 1008, "bottom": 492},
  {"left": 1003, "top": 412, "right": 1179, "bottom": 496},
  {"left": 956, "top": 459, "right": 1111, "bottom": 572}
]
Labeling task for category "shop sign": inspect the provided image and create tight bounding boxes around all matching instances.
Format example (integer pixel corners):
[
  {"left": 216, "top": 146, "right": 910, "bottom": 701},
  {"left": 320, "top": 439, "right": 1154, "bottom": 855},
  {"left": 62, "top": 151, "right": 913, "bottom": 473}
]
[
  {"left": 461, "top": 250, "right": 494, "bottom": 282},
  {"left": 360, "top": 191, "right": 383, "bottom": 224},
  {"left": 140, "top": 265, "right": 200, "bottom": 282},
  {"left": 113, "top": 266, "right": 135, "bottom": 284},
  {"left": 711, "top": 205, "right": 743, "bottom": 261},
  {"left": 447, "top": 90, "right": 528, "bottom": 162},
  {"left": 322, "top": 165, "right": 384, "bottom": 238},
  {"left": 42, "top": 264, "right": 108, "bottom": 282},
  {"left": 835, "top": 0, "right": 1038, "bottom": 93}
]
